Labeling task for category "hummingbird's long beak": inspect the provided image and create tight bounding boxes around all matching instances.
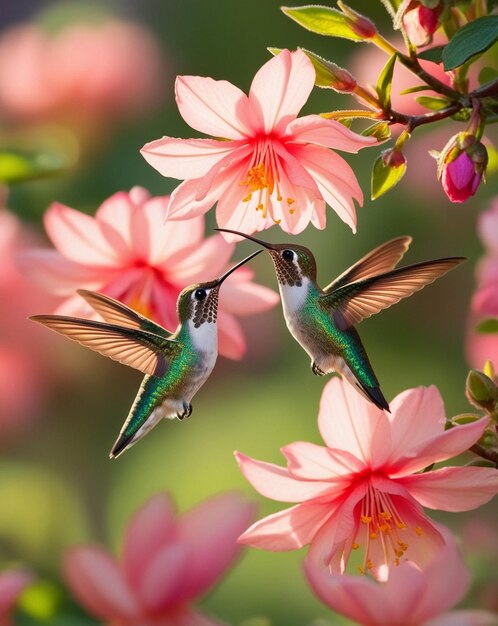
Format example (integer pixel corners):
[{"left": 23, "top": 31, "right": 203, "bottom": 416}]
[
  {"left": 212, "top": 249, "right": 262, "bottom": 287},
  {"left": 215, "top": 228, "right": 278, "bottom": 250}
]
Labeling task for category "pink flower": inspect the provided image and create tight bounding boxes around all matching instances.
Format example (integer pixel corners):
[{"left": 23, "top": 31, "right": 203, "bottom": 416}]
[
  {"left": 305, "top": 532, "right": 497, "bottom": 626},
  {"left": 402, "top": 2, "right": 442, "bottom": 47},
  {"left": 20, "top": 186, "right": 279, "bottom": 360},
  {"left": 141, "top": 49, "right": 375, "bottom": 237},
  {"left": 0, "top": 569, "right": 33, "bottom": 626},
  {"left": 236, "top": 378, "right": 498, "bottom": 580},
  {"left": 0, "top": 19, "right": 164, "bottom": 125},
  {"left": 63, "top": 492, "right": 255, "bottom": 626}
]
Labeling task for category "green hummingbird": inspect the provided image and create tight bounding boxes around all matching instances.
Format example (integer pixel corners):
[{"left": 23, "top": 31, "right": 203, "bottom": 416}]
[
  {"left": 30, "top": 250, "right": 261, "bottom": 458},
  {"left": 217, "top": 229, "right": 465, "bottom": 411}
]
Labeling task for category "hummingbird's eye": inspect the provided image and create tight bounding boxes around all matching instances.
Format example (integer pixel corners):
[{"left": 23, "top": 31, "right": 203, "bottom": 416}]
[
  {"left": 194, "top": 288, "right": 207, "bottom": 301},
  {"left": 282, "top": 249, "right": 295, "bottom": 262}
]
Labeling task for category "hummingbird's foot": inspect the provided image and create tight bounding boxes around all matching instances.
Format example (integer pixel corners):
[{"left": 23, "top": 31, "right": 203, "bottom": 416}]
[
  {"left": 177, "top": 401, "right": 193, "bottom": 420},
  {"left": 312, "top": 361, "right": 326, "bottom": 376}
]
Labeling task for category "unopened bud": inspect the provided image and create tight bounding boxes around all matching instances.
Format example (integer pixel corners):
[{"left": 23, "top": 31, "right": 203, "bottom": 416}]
[
  {"left": 466, "top": 369, "right": 498, "bottom": 412},
  {"left": 301, "top": 48, "right": 357, "bottom": 92},
  {"left": 382, "top": 147, "right": 406, "bottom": 168},
  {"left": 438, "top": 132, "right": 488, "bottom": 203},
  {"left": 337, "top": 1, "right": 377, "bottom": 39},
  {"left": 402, "top": 1, "right": 442, "bottom": 47}
]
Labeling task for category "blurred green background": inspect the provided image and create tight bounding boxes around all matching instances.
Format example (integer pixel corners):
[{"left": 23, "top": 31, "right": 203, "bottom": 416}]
[{"left": 1, "top": 1, "right": 497, "bottom": 625}]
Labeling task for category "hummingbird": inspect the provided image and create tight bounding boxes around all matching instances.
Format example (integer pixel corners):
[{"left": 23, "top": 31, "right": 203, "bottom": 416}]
[
  {"left": 30, "top": 250, "right": 261, "bottom": 458},
  {"left": 216, "top": 228, "right": 465, "bottom": 412}
]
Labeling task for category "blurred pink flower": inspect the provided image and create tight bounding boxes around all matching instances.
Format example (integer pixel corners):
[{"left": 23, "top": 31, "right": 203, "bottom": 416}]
[
  {"left": 0, "top": 568, "right": 32, "bottom": 626},
  {"left": 20, "top": 186, "right": 279, "bottom": 360},
  {"left": 305, "top": 532, "right": 497, "bottom": 626},
  {"left": 0, "top": 19, "right": 163, "bottom": 125},
  {"left": 141, "top": 49, "right": 375, "bottom": 237},
  {"left": 64, "top": 492, "right": 255, "bottom": 626},
  {"left": 236, "top": 378, "right": 498, "bottom": 580}
]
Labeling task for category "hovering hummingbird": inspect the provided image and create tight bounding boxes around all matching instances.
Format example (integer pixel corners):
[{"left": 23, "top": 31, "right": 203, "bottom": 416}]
[
  {"left": 216, "top": 229, "right": 465, "bottom": 411},
  {"left": 30, "top": 250, "right": 261, "bottom": 458}
]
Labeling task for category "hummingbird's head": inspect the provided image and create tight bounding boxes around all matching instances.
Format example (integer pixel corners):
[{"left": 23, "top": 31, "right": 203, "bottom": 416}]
[
  {"left": 176, "top": 249, "right": 262, "bottom": 326},
  {"left": 215, "top": 229, "right": 316, "bottom": 286}
]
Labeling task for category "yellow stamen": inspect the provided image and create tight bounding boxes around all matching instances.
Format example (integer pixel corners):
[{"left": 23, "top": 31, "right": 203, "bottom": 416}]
[
  {"left": 286, "top": 197, "right": 295, "bottom": 205},
  {"left": 370, "top": 532, "right": 377, "bottom": 540},
  {"left": 358, "top": 565, "right": 365, "bottom": 575},
  {"left": 352, "top": 543, "right": 359, "bottom": 550},
  {"left": 361, "top": 515, "right": 372, "bottom": 524},
  {"left": 415, "top": 526, "right": 423, "bottom": 536}
]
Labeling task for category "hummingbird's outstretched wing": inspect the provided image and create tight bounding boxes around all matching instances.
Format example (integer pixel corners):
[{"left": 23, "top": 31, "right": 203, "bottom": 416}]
[
  {"left": 322, "top": 236, "right": 413, "bottom": 294},
  {"left": 30, "top": 316, "right": 179, "bottom": 377},
  {"left": 77, "top": 290, "right": 174, "bottom": 337},
  {"left": 321, "top": 257, "right": 465, "bottom": 330}
]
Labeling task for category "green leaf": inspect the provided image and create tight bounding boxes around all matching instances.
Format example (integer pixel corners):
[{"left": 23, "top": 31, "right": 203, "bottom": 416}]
[
  {"left": 442, "top": 15, "right": 498, "bottom": 70},
  {"left": 416, "top": 95, "right": 450, "bottom": 110},
  {"left": 371, "top": 152, "right": 406, "bottom": 199},
  {"left": 0, "top": 150, "right": 65, "bottom": 184},
  {"left": 399, "top": 84, "right": 432, "bottom": 95},
  {"left": 479, "top": 66, "right": 498, "bottom": 85},
  {"left": 476, "top": 318, "right": 498, "bottom": 334},
  {"left": 281, "top": 5, "right": 364, "bottom": 41},
  {"left": 362, "top": 122, "right": 391, "bottom": 141},
  {"left": 292, "top": 47, "right": 356, "bottom": 90},
  {"left": 417, "top": 45, "right": 445, "bottom": 63},
  {"left": 452, "top": 413, "right": 481, "bottom": 425},
  {"left": 376, "top": 54, "right": 397, "bottom": 110}
]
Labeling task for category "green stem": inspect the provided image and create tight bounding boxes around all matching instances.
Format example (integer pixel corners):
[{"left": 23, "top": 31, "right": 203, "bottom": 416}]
[{"left": 470, "top": 443, "right": 498, "bottom": 467}]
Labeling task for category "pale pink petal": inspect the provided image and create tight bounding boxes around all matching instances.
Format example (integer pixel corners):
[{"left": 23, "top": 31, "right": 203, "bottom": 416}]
[
  {"left": 293, "top": 144, "right": 362, "bottom": 232},
  {"left": 478, "top": 202, "right": 498, "bottom": 253},
  {"left": 387, "top": 386, "right": 447, "bottom": 463},
  {"left": 137, "top": 543, "right": 189, "bottom": 612},
  {"left": 389, "top": 416, "right": 489, "bottom": 476},
  {"left": 178, "top": 492, "right": 255, "bottom": 600},
  {"left": 63, "top": 547, "right": 139, "bottom": 620},
  {"left": 164, "top": 235, "right": 233, "bottom": 284},
  {"left": 235, "top": 452, "right": 336, "bottom": 503},
  {"left": 281, "top": 442, "right": 360, "bottom": 480},
  {"left": 238, "top": 501, "right": 334, "bottom": 550},
  {"left": 248, "top": 50, "right": 315, "bottom": 134},
  {"left": 167, "top": 170, "right": 234, "bottom": 221},
  {"left": 149, "top": 279, "right": 180, "bottom": 332},
  {"left": 140, "top": 137, "right": 243, "bottom": 179},
  {"left": 44, "top": 202, "right": 122, "bottom": 266},
  {"left": 219, "top": 270, "right": 279, "bottom": 316},
  {"left": 122, "top": 493, "right": 178, "bottom": 588},
  {"left": 175, "top": 75, "right": 254, "bottom": 139},
  {"left": 17, "top": 249, "right": 107, "bottom": 295},
  {"left": 174, "top": 607, "right": 226, "bottom": 626},
  {"left": 425, "top": 611, "right": 498, "bottom": 626},
  {"left": 287, "top": 115, "right": 376, "bottom": 152},
  {"left": 54, "top": 294, "right": 95, "bottom": 318},
  {"left": 217, "top": 311, "right": 246, "bottom": 360},
  {"left": 318, "top": 378, "right": 389, "bottom": 468},
  {"left": 269, "top": 160, "right": 317, "bottom": 235},
  {"left": 381, "top": 562, "right": 428, "bottom": 624},
  {"left": 399, "top": 467, "right": 498, "bottom": 512},
  {"left": 95, "top": 191, "right": 136, "bottom": 257},
  {"left": 0, "top": 570, "right": 32, "bottom": 613}
]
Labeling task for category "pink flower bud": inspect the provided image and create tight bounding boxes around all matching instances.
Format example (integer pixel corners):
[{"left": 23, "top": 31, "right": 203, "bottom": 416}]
[
  {"left": 338, "top": 1, "right": 377, "bottom": 39},
  {"left": 442, "top": 150, "right": 486, "bottom": 203},
  {"left": 330, "top": 67, "right": 357, "bottom": 92},
  {"left": 402, "top": 1, "right": 441, "bottom": 47},
  {"left": 382, "top": 147, "right": 406, "bottom": 168}
]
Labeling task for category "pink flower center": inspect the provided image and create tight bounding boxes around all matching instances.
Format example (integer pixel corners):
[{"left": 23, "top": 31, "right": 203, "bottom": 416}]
[
  {"left": 239, "top": 138, "right": 295, "bottom": 223},
  {"left": 352, "top": 481, "right": 423, "bottom": 576}
]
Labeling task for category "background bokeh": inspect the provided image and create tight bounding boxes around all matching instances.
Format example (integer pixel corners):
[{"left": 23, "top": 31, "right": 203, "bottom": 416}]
[{"left": 1, "top": 1, "right": 497, "bottom": 625}]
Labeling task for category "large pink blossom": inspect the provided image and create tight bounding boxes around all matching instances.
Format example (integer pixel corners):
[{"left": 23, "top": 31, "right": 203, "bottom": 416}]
[
  {"left": 305, "top": 532, "right": 497, "bottom": 626},
  {"left": 64, "top": 492, "right": 255, "bottom": 626},
  {"left": 0, "top": 19, "right": 163, "bottom": 125},
  {"left": 236, "top": 378, "right": 498, "bottom": 580},
  {"left": 20, "top": 186, "right": 279, "bottom": 360},
  {"left": 141, "top": 49, "right": 375, "bottom": 237},
  {"left": 0, "top": 569, "right": 33, "bottom": 626}
]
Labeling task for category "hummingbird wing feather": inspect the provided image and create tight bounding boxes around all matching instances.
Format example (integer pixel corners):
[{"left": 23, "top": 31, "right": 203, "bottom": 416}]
[
  {"left": 322, "top": 257, "right": 465, "bottom": 329},
  {"left": 77, "top": 290, "right": 174, "bottom": 337},
  {"left": 323, "top": 236, "right": 413, "bottom": 294},
  {"left": 30, "top": 316, "right": 178, "bottom": 377}
]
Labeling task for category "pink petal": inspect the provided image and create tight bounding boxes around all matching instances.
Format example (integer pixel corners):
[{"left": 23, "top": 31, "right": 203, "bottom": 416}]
[
  {"left": 95, "top": 191, "right": 137, "bottom": 258},
  {"left": 137, "top": 543, "right": 189, "bottom": 612},
  {"left": 235, "top": 451, "right": 336, "bottom": 502},
  {"left": 478, "top": 202, "right": 498, "bottom": 253},
  {"left": 175, "top": 75, "right": 254, "bottom": 139},
  {"left": 399, "top": 466, "right": 498, "bottom": 512},
  {"left": 165, "top": 234, "right": 233, "bottom": 284},
  {"left": 281, "top": 442, "right": 360, "bottom": 480},
  {"left": 44, "top": 202, "right": 122, "bottom": 266},
  {"left": 387, "top": 386, "right": 446, "bottom": 463},
  {"left": 217, "top": 311, "right": 246, "bottom": 360},
  {"left": 167, "top": 170, "right": 233, "bottom": 221},
  {"left": 238, "top": 501, "right": 334, "bottom": 550},
  {"left": 219, "top": 269, "right": 279, "bottom": 316},
  {"left": 447, "top": 153, "right": 474, "bottom": 190},
  {"left": 174, "top": 607, "right": 226, "bottom": 626},
  {"left": 248, "top": 50, "right": 314, "bottom": 134},
  {"left": 287, "top": 115, "right": 376, "bottom": 152},
  {"left": 292, "top": 144, "right": 362, "bottom": 232},
  {"left": 17, "top": 249, "right": 107, "bottom": 295},
  {"left": 141, "top": 137, "right": 243, "bottom": 179},
  {"left": 318, "top": 378, "right": 390, "bottom": 468},
  {"left": 0, "top": 570, "right": 32, "bottom": 613},
  {"left": 425, "top": 611, "right": 498, "bottom": 626},
  {"left": 122, "top": 493, "right": 178, "bottom": 589},
  {"left": 63, "top": 547, "right": 139, "bottom": 620},
  {"left": 178, "top": 492, "right": 255, "bottom": 600},
  {"left": 389, "top": 416, "right": 489, "bottom": 476}
]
